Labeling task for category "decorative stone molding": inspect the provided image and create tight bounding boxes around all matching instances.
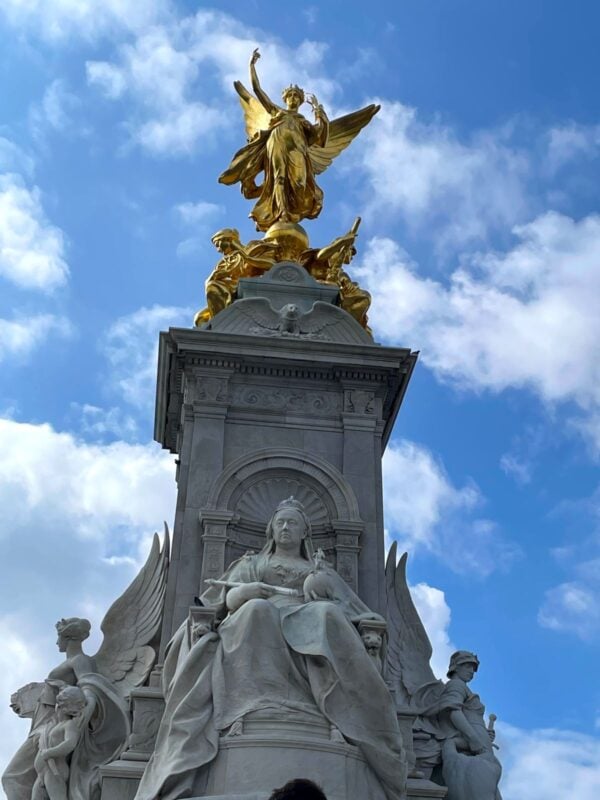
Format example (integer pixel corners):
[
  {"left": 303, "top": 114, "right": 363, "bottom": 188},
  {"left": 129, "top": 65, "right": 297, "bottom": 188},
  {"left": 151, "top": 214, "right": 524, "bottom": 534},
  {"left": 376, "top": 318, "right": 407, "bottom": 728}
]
[
  {"left": 331, "top": 519, "right": 363, "bottom": 590},
  {"left": 231, "top": 385, "right": 341, "bottom": 416},
  {"left": 207, "top": 449, "right": 361, "bottom": 521},
  {"left": 344, "top": 389, "right": 375, "bottom": 415}
]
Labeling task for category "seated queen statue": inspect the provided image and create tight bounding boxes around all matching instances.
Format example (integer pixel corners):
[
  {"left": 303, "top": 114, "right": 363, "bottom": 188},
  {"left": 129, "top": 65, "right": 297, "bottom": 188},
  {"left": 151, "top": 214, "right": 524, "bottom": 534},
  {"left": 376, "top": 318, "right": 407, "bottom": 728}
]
[{"left": 135, "top": 498, "right": 408, "bottom": 800}]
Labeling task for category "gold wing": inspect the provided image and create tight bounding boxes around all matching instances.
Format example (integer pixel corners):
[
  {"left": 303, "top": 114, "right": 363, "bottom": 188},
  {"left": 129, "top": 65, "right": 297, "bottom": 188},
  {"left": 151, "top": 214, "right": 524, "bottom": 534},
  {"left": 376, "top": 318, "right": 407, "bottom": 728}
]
[
  {"left": 309, "top": 103, "right": 380, "bottom": 175},
  {"left": 234, "top": 81, "right": 273, "bottom": 141}
]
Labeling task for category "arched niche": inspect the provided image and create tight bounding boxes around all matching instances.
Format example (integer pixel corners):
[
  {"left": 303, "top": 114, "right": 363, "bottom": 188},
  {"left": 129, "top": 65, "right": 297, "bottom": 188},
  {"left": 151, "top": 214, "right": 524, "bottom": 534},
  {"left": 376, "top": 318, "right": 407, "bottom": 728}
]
[{"left": 199, "top": 449, "right": 364, "bottom": 592}]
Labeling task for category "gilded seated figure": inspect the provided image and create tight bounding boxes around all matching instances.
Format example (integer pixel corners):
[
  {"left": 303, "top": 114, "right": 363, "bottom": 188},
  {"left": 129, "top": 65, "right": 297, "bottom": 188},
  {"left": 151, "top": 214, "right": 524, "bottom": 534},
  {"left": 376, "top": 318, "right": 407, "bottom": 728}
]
[
  {"left": 300, "top": 219, "right": 372, "bottom": 332},
  {"left": 135, "top": 498, "right": 408, "bottom": 800},
  {"left": 194, "top": 228, "right": 278, "bottom": 326}
]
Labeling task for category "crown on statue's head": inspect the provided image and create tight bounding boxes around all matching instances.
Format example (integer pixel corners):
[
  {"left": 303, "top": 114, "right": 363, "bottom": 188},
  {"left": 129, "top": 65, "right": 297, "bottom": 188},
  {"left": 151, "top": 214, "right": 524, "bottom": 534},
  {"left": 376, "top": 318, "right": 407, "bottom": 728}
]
[
  {"left": 276, "top": 496, "right": 306, "bottom": 513},
  {"left": 281, "top": 84, "right": 305, "bottom": 103}
]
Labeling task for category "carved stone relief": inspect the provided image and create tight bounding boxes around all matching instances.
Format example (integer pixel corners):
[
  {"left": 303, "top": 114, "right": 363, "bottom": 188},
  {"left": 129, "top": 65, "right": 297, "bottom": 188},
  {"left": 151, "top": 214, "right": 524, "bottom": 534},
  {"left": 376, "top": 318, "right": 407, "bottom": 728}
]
[
  {"left": 231, "top": 385, "right": 341, "bottom": 416},
  {"left": 344, "top": 389, "right": 375, "bottom": 414}
]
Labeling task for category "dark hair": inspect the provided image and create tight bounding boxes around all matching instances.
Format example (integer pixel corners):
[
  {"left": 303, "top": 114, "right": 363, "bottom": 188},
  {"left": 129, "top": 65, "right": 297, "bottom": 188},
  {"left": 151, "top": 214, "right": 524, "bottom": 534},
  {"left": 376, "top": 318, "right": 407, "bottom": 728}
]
[{"left": 268, "top": 778, "right": 327, "bottom": 800}]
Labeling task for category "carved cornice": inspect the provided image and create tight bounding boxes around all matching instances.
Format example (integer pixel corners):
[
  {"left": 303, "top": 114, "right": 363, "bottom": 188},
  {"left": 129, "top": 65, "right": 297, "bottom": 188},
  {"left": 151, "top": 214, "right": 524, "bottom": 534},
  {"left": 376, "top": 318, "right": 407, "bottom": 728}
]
[{"left": 154, "top": 328, "right": 417, "bottom": 453}]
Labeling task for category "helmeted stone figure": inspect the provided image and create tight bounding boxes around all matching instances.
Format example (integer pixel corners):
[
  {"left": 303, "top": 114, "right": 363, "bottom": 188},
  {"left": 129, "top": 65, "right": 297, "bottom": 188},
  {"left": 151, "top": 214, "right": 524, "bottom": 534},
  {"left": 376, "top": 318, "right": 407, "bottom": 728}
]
[{"left": 384, "top": 544, "right": 502, "bottom": 799}]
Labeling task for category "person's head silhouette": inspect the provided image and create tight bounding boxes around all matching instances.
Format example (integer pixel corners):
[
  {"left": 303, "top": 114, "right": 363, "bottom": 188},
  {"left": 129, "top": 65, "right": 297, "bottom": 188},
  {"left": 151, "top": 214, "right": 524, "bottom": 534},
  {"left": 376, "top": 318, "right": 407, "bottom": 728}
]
[{"left": 268, "top": 778, "right": 328, "bottom": 800}]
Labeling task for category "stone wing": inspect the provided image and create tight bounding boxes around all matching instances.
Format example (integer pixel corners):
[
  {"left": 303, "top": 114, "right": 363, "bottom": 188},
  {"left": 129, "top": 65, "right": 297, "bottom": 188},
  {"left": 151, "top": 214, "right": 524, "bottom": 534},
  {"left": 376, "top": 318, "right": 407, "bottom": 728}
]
[
  {"left": 309, "top": 104, "right": 380, "bottom": 175},
  {"left": 234, "top": 298, "right": 281, "bottom": 330},
  {"left": 95, "top": 527, "right": 170, "bottom": 696},
  {"left": 234, "top": 80, "right": 273, "bottom": 140},
  {"left": 385, "top": 543, "right": 437, "bottom": 703}
]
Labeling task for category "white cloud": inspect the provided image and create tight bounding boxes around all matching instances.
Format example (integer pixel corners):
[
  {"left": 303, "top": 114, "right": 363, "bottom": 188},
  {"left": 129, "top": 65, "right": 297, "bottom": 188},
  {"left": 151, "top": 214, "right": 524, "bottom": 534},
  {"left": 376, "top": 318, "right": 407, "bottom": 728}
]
[
  {"left": 410, "top": 582, "right": 454, "bottom": 679},
  {"left": 355, "top": 212, "right": 600, "bottom": 451},
  {"left": 0, "top": 174, "right": 69, "bottom": 291},
  {"left": 538, "top": 581, "right": 600, "bottom": 640},
  {"left": 537, "top": 490, "right": 600, "bottom": 642},
  {"left": 545, "top": 122, "right": 600, "bottom": 174},
  {"left": 0, "top": 314, "right": 72, "bottom": 362},
  {"left": 101, "top": 304, "right": 192, "bottom": 409},
  {"left": 500, "top": 724, "right": 600, "bottom": 800},
  {"left": 86, "top": 10, "right": 339, "bottom": 156},
  {"left": 500, "top": 453, "right": 532, "bottom": 485},
  {"left": 0, "top": 138, "right": 34, "bottom": 176},
  {"left": 29, "top": 79, "right": 83, "bottom": 141},
  {"left": 0, "top": 0, "right": 169, "bottom": 42},
  {"left": 0, "top": 614, "right": 45, "bottom": 781},
  {"left": 69, "top": 403, "right": 139, "bottom": 442},
  {"left": 175, "top": 200, "right": 222, "bottom": 226},
  {"left": 174, "top": 201, "right": 223, "bottom": 258},
  {"left": 356, "top": 101, "right": 529, "bottom": 247},
  {"left": 136, "top": 103, "right": 225, "bottom": 156},
  {"left": 85, "top": 61, "right": 127, "bottom": 99},
  {"left": 383, "top": 440, "right": 518, "bottom": 575},
  {"left": 0, "top": 417, "right": 176, "bottom": 775}
]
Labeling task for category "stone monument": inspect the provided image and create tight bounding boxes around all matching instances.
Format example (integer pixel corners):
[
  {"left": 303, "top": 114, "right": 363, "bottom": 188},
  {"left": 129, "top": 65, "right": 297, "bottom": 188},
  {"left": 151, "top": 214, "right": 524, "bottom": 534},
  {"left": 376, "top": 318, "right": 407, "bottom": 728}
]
[{"left": 4, "top": 49, "right": 502, "bottom": 800}]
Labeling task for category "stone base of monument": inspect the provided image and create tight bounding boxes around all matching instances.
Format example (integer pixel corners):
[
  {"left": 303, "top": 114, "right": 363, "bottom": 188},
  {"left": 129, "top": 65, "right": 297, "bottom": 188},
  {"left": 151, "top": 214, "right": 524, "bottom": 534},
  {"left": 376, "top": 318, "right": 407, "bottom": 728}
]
[
  {"left": 195, "top": 779, "right": 446, "bottom": 800},
  {"left": 197, "top": 709, "right": 386, "bottom": 800},
  {"left": 100, "top": 759, "right": 146, "bottom": 800},
  {"left": 99, "top": 708, "right": 448, "bottom": 800}
]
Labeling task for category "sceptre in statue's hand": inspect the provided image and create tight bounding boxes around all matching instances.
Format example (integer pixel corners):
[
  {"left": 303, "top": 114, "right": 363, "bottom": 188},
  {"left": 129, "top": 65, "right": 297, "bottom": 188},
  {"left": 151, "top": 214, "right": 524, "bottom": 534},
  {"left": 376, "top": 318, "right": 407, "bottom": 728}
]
[{"left": 322, "top": 217, "right": 361, "bottom": 284}]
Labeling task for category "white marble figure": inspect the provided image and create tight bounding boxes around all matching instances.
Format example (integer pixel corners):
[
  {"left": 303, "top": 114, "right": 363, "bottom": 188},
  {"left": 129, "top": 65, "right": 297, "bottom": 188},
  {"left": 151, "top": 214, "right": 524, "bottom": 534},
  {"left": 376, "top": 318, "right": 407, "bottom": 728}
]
[
  {"left": 135, "top": 498, "right": 408, "bottom": 800},
  {"left": 3, "top": 531, "right": 169, "bottom": 800},
  {"left": 32, "top": 686, "right": 87, "bottom": 800},
  {"left": 384, "top": 543, "right": 502, "bottom": 799}
]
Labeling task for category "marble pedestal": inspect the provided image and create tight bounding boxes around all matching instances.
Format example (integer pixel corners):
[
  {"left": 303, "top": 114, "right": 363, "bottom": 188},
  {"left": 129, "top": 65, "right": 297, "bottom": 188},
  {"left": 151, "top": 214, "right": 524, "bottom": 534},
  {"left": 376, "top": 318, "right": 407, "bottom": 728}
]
[{"left": 101, "top": 708, "right": 447, "bottom": 800}]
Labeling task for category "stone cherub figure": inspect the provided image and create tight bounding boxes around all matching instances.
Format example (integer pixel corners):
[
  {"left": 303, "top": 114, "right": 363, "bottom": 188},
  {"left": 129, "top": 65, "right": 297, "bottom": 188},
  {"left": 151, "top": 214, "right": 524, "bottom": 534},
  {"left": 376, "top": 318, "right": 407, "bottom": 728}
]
[
  {"left": 3, "top": 532, "right": 169, "bottom": 800},
  {"left": 135, "top": 498, "right": 408, "bottom": 800},
  {"left": 219, "top": 48, "right": 380, "bottom": 232},
  {"left": 384, "top": 543, "right": 502, "bottom": 799},
  {"left": 32, "top": 686, "right": 88, "bottom": 800}
]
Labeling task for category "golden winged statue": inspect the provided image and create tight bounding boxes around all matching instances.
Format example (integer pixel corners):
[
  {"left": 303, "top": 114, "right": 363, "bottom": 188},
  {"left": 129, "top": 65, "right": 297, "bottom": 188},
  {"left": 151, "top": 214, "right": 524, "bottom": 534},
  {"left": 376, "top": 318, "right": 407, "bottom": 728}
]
[{"left": 219, "top": 48, "right": 380, "bottom": 232}]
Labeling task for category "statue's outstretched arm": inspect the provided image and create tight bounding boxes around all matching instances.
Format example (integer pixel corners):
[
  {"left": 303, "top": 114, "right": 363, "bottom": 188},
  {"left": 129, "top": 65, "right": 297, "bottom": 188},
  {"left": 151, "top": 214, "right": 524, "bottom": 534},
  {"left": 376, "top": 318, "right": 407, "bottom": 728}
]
[{"left": 249, "top": 48, "right": 278, "bottom": 114}]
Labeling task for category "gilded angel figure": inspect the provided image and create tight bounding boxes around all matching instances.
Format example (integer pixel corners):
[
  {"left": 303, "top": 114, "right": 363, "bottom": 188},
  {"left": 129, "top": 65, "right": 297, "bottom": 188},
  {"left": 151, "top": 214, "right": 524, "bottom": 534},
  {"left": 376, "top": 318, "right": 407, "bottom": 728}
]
[{"left": 219, "top": 48, "right": 380, "bottom": 231}]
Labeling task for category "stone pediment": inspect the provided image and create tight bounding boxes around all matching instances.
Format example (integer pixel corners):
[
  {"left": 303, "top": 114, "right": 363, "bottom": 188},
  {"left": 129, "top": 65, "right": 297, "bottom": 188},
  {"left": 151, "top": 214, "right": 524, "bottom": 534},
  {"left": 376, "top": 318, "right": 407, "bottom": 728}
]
[{"left": 237, "top": 261, "right": 340, "bottom": 312}]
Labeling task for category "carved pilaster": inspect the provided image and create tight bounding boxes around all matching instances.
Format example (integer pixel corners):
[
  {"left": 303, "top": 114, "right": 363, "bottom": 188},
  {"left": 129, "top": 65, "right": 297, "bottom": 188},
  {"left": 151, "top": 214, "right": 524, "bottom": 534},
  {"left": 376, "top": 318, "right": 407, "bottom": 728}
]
[
  {"left": 184, "top": 370, "right": 231, "bottom": 420},
  {"left": 120, "top": 687, "right": 165, "bottom": 763},
  {"left": 198, "top": 509, "right": 236, "bottom": 591},
  {"left": 331, "top": 519, "right": 362, "bottom": 591}
]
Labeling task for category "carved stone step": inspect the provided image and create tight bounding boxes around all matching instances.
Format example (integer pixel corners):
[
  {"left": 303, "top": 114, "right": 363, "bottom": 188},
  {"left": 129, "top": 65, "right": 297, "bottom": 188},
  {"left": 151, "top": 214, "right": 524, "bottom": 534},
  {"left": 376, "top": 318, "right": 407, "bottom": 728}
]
[{"left": 407, "top": 777, "right": 449, "bottom": 798}]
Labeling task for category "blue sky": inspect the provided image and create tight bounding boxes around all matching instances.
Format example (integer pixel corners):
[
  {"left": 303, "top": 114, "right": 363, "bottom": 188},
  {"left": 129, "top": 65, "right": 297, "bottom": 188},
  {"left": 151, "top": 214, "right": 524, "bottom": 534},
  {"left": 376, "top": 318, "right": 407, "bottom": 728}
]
[{"left": 1, "top": 1, "right": 600, "bottom": 796}]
